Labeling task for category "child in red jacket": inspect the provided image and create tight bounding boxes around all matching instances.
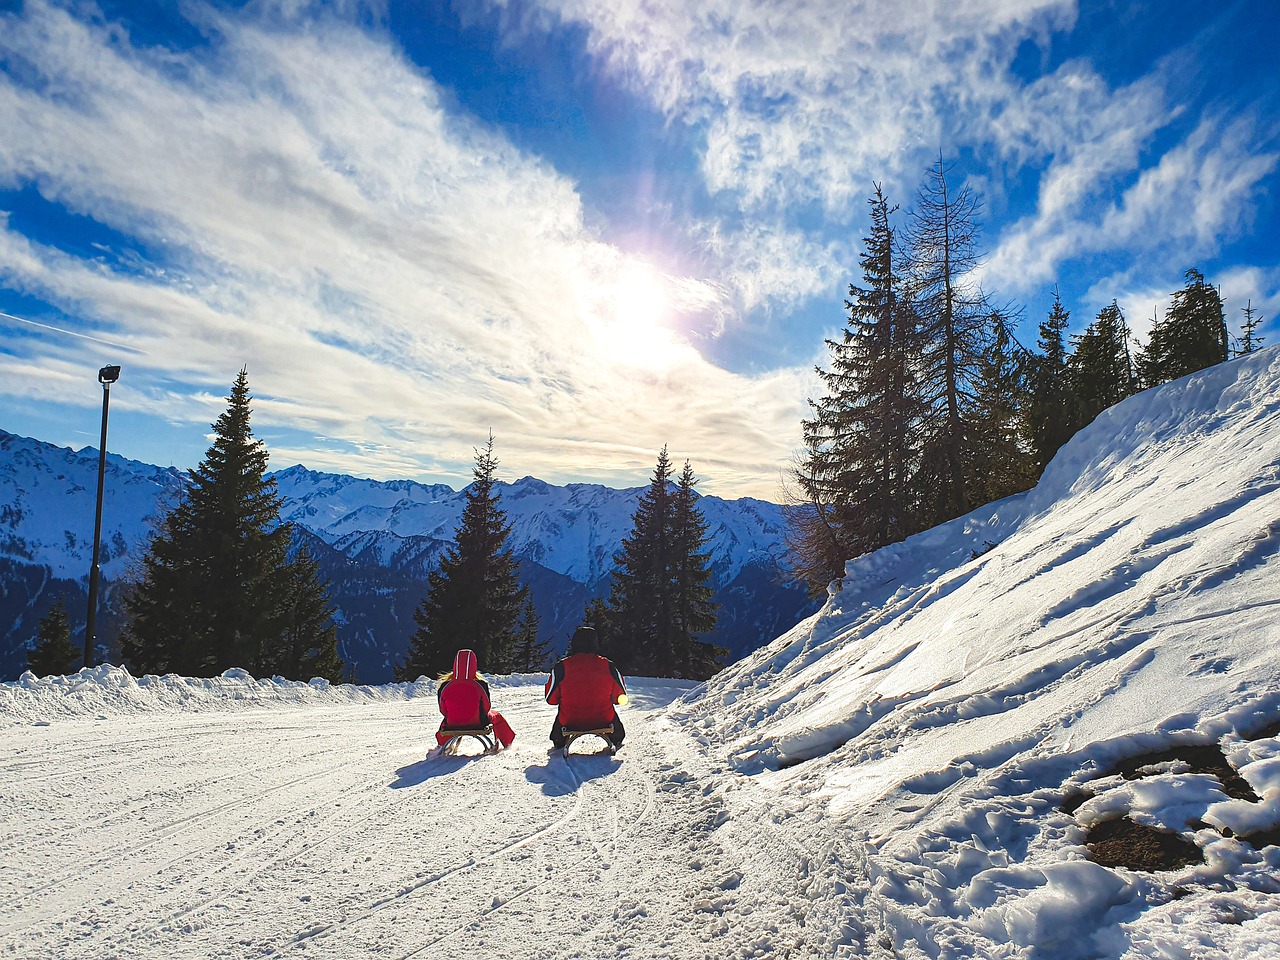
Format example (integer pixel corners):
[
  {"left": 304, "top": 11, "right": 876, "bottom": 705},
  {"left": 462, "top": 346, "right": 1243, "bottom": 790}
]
[
  {"left": 544, "top": 626, "right": 627, "bottom": 749},
  {"left": 436, "top": 649, "right": 515, "bottom": 748}
]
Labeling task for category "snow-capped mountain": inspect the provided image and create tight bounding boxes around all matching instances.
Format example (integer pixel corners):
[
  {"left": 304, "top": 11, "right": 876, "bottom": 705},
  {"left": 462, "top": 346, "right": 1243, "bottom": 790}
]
[{"left": 0, "top": 431, "right": 814, "bottom": 681}]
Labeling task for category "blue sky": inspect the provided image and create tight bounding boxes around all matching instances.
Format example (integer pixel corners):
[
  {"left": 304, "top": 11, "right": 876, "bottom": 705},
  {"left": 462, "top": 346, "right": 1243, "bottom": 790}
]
[{"left": 1, "top": 0, "right": 1277, "bottom": 499}]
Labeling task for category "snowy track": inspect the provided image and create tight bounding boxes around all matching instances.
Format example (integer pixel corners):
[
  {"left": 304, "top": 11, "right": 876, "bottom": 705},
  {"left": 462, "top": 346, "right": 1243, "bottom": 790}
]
[{"left": 2, "top": 679, "right": 808, "bottom": 959}]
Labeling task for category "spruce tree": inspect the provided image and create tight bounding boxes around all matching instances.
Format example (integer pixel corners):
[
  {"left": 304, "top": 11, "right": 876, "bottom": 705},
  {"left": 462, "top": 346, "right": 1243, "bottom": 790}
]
[
  {"left": 670, "top": 460, "right": 723, "bottom": 679},
  {"left": 907, "top": 155, "right": 998, "bottom": 528},
  {"left": 604, "top": 450, "right": 722, "bottom": 678},
  {"left": 27, "top": 598, "right": 78, "bottom": 677},
  {"left": 794, "top": 184, "right": 920, "bottom": 589},
  {"left": 604, "top": 447, "right": 675, "bottom": 674},
  {"left": 1158, "top": 269, "right": 1228, "bottom": 383},
  {"left": 970, "top": 312, "right": 1037, "bottom": 504},
  {"left": 276, "top": 545, "right": 344, "bottom": 682},
  {"left": 1136, "top": 306, "right": 1171, "bottom": 389},
  {"left": 1070, "top": 301, "right": 1136, "bottom": 422},
  {"left": 1237, "top": 300, "right": 1264, "bottom": 356},
  {"left": 398, "top": 435, "right": 527, "bottom": 679},
  {"left": 578, "top": 596, "right": 613, "bottom": 654},
  {"left": 512, "top": 596, "right": 552, "bottom": 672},
  {"left": 121, "top": 369, "right": 342, "bottom": 680},
  {"left": 1028, "top": 288, "right": 1085, "bottom": 472}
]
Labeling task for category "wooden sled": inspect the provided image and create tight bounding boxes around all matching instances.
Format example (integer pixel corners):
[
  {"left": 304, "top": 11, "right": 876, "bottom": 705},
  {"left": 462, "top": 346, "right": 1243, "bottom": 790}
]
[
  {"left": 561, "top": 725, "right": 615, "bottom": 758},
  {"left": 440, "top": 725, "right": 498, "bottom": 756}
]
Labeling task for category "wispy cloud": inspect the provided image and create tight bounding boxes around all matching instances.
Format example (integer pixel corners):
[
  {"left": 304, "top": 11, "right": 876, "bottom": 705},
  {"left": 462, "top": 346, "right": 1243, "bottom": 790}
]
[
  {"left": 0, "top": 1, "right": 804, "bottom": 497},
  {"left": 493, "top": 0, "right": 1278, "bottom": 323}
]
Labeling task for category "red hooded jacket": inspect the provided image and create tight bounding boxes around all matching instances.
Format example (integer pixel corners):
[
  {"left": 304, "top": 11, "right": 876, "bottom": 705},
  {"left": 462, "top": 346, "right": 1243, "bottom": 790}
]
[
  {"left": 437, "top": 649, "right": 491, "bottom": 729},
  {"left": 544, "top": 654, "right": 626, "bottom": 730}
]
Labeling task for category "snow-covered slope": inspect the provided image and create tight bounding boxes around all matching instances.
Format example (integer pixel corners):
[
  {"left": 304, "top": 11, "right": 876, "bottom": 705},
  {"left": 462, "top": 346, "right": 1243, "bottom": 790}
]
[{"left": 674, "top": 346, "right": 1280, "bottom": 956}]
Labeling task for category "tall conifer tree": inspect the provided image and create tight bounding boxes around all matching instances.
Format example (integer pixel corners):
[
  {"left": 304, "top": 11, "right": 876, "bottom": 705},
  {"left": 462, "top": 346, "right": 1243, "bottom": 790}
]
[
  {"left": 604, "top": 447, "right": 674, "bottom": 674},
  {"left": 1145, "top": 269, "right": 1228, "bottom": 385},
  {"left": 121, "top": 369, "right": 341, "bottom": 680},
  {"left": 1070, "top": 301, "right": 1136, "bottom": 422},
  {"left": 398, "top": 435, "right": 527, "bottom": 678},
  {"left": 512, "top": 596, "right": 552, "bottom": 672},
  {"left": 970, "top": 312, "right": 1037, "bottom": 504},
  {"left": 1028, "top": 289, "right": 1085, "bottom": 472},
  {"left": 1237, "top": 300, "right": 1264, "bottom": 356},
  {"left": 907, "top": 156, "right": 998, "bottom": 528},
  {"left": 794, "top": 185, "right": 919, "bottom": 589},
  {"left": 670, "top": 461, "right": 722, "bottom": 679}
]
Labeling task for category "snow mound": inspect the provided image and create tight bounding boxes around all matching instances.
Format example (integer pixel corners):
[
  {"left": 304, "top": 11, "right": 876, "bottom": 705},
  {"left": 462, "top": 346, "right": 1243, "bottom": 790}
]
[
  {"left": 677, "top": 346, "right": 1280, "bottom": 958},
  {"left": 0, "top": 664, "right": 445, "bottom": 728}
]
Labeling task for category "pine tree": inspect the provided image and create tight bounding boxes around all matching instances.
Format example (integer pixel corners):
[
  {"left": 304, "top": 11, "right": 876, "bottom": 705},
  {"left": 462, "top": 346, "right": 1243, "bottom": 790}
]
[
  {"left": 512, "top": 596, "right": 552, "bottom": 672},
  {"left": 670, "top": 461, "right": 723, "bottom": 679},
  {"left": 1237, "top": 300, "right": 1264, "bottom": 356},
  {"left": 793, "top": 184, "right": 920, "bottom": 590},
  {"left": 605, "top": 447, "right": 675, "bottom": 674},
  {"left": 275, "top": 545, "right": 344, "bottom": 682},
  {"left": 603, "top": 451, "right": 722, "bottom": 679},
  {"left": 120, "top": 369, "right": 342, "bottom": 679},
  {"left": 1070, "top": 301, "right": 1136, "bottom": 422},
  {"left": 1136, "top": 305, "right": 1171, "bottom": 389},
  {"left": 579, "top": 595, "right": 613, "bottom": 653},
  {"left": 1027, "top": 288, "right": 1085, "bottom": 472},
  {"left": 969, "top": 312, "right": 1037, "bottom": 504},
  {"left": 1155, "top": 268, "right": 1228, "bottom": 383},
  {"left": 27, "top": 598, "right": 78, "bottom": 676},
  {"left": 397, "top": 435, "right": 528, "bottom": 679},
  {"left": 907, "top": 155, "right": 998, "bottom": 528}
]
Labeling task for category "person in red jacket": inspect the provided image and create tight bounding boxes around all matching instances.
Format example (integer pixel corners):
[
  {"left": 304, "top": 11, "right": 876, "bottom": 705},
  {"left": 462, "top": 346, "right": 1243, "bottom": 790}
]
[
  {"left": 436, "top": 649, "right": 515, "bottom": 748},
  {"left": 544, "top": 626, "right": 627, "bottom": 750}
]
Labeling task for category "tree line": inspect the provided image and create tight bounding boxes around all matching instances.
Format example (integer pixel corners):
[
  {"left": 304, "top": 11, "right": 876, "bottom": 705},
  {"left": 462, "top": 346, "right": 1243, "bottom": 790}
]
[
  {"left": 789, "top": 156, "right": 1264, "bottom": 594},
  {"left": 27, "top": 373, "right": 722, "bottom": 681},
  {"left": 396, "top": 441, "right": 722, "bottom": 681}
]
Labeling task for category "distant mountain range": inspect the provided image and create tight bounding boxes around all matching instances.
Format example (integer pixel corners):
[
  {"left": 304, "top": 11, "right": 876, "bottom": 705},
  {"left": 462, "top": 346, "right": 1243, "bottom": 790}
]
[{"left": 0, "top": 429, "right": 815, "bottom": 681}]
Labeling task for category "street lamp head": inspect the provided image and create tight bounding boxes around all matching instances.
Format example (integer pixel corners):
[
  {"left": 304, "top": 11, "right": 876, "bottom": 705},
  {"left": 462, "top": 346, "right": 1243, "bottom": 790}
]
[{"left": 98, "top": 364, "right": 121, "bottom": 385}]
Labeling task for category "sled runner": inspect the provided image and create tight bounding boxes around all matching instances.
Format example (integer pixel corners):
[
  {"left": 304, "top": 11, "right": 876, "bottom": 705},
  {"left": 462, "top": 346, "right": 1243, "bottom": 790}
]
[
  {"left": 560, "top": 725, "right": 616, "bottom": 757},
  {"left": 439, "top": 725, "right": 499, "bottom": 755}
]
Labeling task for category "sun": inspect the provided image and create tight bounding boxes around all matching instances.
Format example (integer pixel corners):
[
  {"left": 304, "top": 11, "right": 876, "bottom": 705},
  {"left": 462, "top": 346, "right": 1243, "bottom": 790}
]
[{"left": 593, "top": 262, "right": 687, "bottom": 372}]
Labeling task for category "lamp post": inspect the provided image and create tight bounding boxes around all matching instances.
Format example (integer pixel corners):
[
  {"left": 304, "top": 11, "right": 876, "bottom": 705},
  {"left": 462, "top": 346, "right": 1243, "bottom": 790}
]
[{"left": 84, "top": 364, "right": 121, "bottom": 669}]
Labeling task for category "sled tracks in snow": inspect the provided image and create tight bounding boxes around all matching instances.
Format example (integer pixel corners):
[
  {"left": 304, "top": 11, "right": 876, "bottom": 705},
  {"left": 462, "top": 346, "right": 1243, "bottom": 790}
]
[{"left": 263, "top": 750, "right": 657, "bottom": 959}]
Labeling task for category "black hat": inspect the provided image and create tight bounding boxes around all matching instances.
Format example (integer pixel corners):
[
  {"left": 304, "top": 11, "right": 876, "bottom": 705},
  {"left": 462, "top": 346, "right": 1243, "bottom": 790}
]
[{"left": 571, "top": 625, "right": 599, "bottom": 654}]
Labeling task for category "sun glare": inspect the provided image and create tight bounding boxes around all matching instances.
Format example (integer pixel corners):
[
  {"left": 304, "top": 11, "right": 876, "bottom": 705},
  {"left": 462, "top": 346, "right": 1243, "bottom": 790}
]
[{"left": 593, "top": 263, "right": 687, "bottom": 372}]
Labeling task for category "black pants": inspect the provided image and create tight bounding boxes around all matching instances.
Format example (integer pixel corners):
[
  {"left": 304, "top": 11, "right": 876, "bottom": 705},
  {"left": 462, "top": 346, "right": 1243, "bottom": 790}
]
[{"left": 551, "top": 711, "right": 624, "bottom": 748}]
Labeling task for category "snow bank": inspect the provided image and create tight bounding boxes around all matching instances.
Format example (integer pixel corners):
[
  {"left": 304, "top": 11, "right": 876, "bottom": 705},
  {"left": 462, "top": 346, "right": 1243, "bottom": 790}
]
[
  {"left": 1, "top": 665, "right": 676, "bottom": 730},
  {"left": 0, "top": 664, "right": 446, "bottom": 728},
  {"left": 677, "top": 347, "right": 1280, "bottom": 959}
]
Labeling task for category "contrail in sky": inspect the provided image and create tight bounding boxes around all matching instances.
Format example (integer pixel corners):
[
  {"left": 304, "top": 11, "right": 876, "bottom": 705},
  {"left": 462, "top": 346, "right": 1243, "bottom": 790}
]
[{"left": 0, "top": 310, "right": 144, "bottom": 355}]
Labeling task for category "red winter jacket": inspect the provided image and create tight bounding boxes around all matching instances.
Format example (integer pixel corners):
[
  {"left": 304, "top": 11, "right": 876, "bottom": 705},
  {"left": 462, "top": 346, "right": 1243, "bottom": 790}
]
[
  {"left": 437, "top": 649, "right": 492, "bottom": 729},
  {"left": 544, "top": 654, "right": 626, "bottom": 730}
]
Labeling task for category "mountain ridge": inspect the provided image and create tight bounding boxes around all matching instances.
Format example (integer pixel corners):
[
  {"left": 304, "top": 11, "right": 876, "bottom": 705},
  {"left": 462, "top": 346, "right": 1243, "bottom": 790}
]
[{"left": 0, "top": 428, "right": 814, "bottom": 681}]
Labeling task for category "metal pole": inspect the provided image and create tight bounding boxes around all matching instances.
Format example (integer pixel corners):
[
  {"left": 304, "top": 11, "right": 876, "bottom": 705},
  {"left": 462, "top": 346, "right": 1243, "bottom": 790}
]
[{"left": 84, "top": 370, "right": 116, "bottom": 668}]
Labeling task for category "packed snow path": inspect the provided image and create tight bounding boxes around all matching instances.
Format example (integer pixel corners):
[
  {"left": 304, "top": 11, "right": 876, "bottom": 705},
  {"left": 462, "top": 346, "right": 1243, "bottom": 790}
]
[{"left": 1, "top": 678, "right": 808, "bottom": 959}]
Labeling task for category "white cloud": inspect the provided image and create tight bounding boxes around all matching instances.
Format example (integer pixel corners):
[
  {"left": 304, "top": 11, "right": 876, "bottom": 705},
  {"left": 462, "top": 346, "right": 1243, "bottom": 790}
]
[
  {"left": 0, "top": 1, "right": 807, "bottom": 498},
  {"left": 986, "top": 115, "right": 1279, "bottom": 297},
  {"left": 492, "top": 0, "right": 1077, "bottom": 213}
]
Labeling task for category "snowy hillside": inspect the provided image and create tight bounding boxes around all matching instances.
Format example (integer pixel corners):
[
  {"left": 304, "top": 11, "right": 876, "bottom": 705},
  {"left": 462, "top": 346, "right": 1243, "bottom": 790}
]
[{"left": 673, "top": 345, "right": 1280, "bottom": 956}]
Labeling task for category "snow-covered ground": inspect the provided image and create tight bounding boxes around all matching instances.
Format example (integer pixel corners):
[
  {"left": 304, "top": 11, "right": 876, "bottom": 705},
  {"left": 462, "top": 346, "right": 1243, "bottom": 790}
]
[
  {"left": 5, "top": 348, "right": 1280, "bottom": 958},
  {"left": 3, "top": 670, "right": 812, "bottom": 959}
]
